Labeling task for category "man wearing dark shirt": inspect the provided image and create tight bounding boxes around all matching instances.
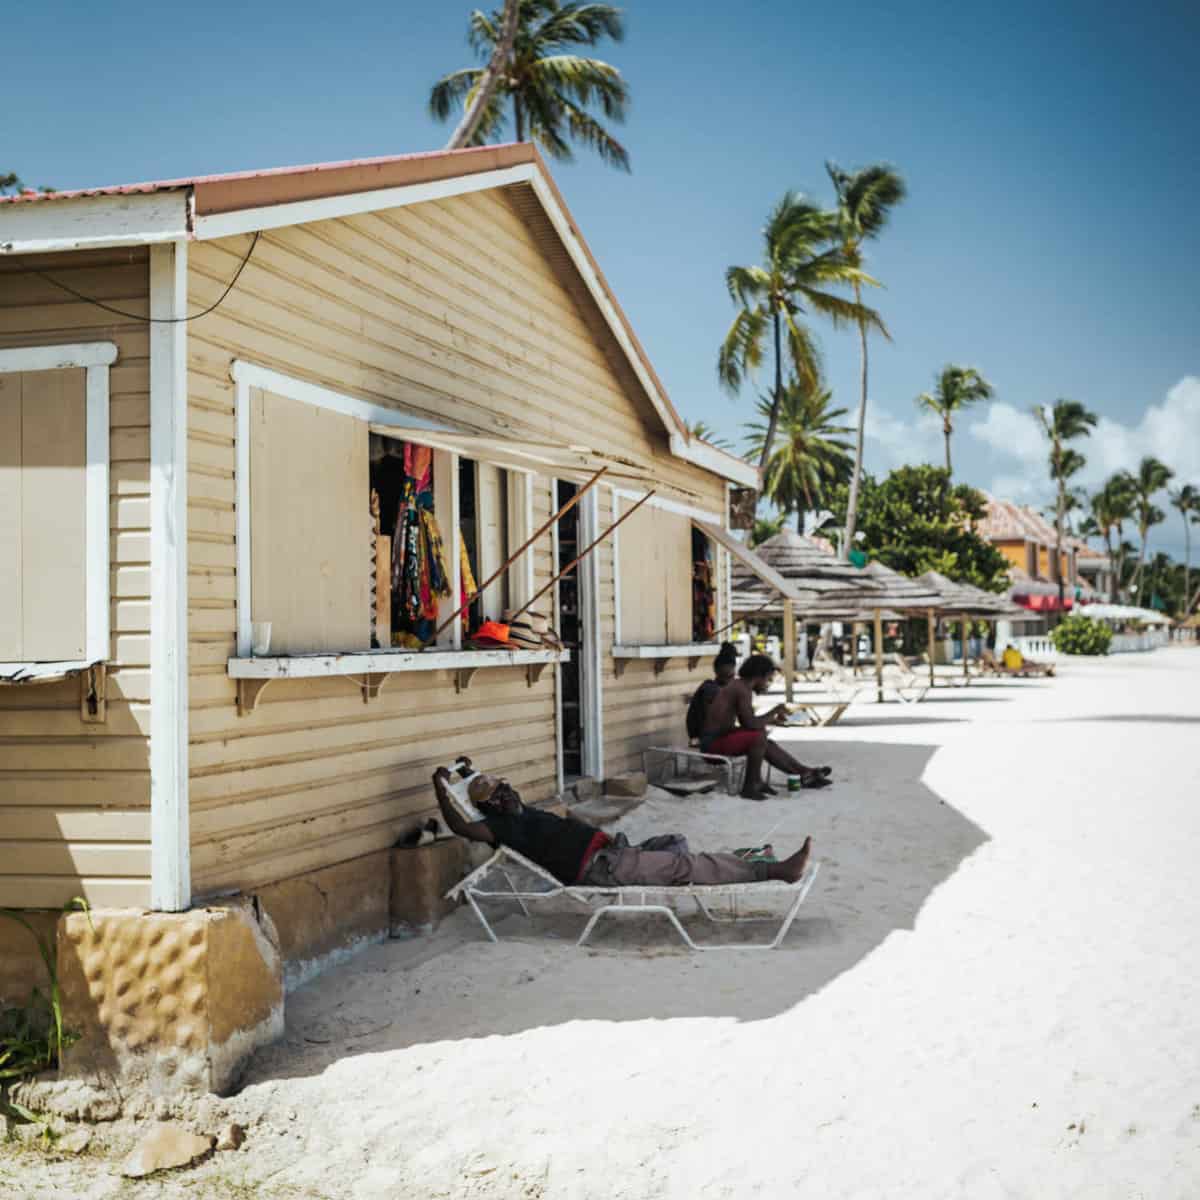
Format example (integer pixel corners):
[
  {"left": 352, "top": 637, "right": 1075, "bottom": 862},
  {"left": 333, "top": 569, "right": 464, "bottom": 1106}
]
[{"left": 432, "top": 762, "right": 812, "bottom": 887}]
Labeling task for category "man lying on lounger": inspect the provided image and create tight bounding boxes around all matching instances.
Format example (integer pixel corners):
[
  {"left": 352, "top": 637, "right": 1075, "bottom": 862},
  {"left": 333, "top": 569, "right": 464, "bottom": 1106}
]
[
  {"left": 701, "top": 653, "right": 832, "bottom": 798},
  {"left": 432, "top": 759, "right": 812, "bottom": 887}
]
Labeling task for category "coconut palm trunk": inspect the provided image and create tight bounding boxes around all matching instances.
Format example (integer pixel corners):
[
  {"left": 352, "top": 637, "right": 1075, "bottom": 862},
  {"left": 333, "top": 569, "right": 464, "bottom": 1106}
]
[
  {"left": 943, "top": 419, "right": 953, "bottom": 475},
  {"left": 842, "top": 286, "right": 869, "bottom": 559},
  {"left": 444, "top": 0, "right": 519, "bottom": 149},
  {"left": 758, "top": 308, "right": 784, "bottom": 471}
]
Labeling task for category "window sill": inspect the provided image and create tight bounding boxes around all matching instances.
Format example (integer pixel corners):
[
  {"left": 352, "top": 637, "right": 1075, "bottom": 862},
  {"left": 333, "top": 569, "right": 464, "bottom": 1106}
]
[
  {"left": 611, "top": 643, "right": 721, "bottom": 677},
  {"left": 226, "top": 647, "right": 569, "bottom": 715},
  {"left": 0, "top": 658, "right": 103, "bottom": 684}
]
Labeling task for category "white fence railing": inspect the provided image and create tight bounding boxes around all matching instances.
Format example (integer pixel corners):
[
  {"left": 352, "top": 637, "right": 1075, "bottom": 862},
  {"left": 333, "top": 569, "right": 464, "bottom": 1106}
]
[
  {"left": 1109, "top": 630, "right": 1170, "bottom": 654},
  {"left": 1008, "top": 636, "right": 1059, "bottom": 662}
]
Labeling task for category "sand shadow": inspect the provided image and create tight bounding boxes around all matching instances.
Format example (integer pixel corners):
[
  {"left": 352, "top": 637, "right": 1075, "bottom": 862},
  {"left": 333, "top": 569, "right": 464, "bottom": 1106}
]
[
  {"left": 1049, "top": 713, "right": 1200, "bottom": 726},
  {"left": 239, "top": 740, "right": 989, "bottom": 1087}
]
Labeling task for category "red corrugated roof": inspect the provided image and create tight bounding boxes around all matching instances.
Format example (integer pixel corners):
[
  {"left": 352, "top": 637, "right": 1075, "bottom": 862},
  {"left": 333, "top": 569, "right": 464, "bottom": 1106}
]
[{"left": 0, "top": 145, "right": 518, "bottom": 206}]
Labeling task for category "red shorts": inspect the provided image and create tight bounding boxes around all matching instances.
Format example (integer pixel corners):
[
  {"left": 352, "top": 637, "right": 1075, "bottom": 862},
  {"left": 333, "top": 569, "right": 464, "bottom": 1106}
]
[{"left": 701, "top": 729, "right": 764, "bottom": 756}]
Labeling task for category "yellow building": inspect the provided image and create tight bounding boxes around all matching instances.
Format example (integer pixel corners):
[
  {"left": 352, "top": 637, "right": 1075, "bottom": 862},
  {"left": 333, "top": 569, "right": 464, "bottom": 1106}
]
[{"left": 0, "top": 146, "right": 756, "bottom": 1092}]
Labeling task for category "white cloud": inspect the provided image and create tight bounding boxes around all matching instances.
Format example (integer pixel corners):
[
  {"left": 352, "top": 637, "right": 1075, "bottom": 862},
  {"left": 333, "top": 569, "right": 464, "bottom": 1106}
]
[
  {"left": 864, "top": 407, "right": 943, "bottom": 470},
  {"left": 968, "top": 376, "right": 1200, "bottom": 497}
]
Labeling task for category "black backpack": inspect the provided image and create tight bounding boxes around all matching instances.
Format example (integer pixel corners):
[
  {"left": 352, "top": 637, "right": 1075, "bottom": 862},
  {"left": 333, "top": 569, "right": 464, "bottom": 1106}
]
[{"left": 685, "top": 681, "right": 718, "bottom": 741}]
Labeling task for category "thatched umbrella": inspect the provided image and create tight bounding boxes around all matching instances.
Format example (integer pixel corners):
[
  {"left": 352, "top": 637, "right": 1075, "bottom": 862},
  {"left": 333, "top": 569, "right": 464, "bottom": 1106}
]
[
  {"left": 855, "top": 563, "right": 944, "bottom": 700},
  {"left": 916, "top": 570, "right": 1023, "bottom": 686}
]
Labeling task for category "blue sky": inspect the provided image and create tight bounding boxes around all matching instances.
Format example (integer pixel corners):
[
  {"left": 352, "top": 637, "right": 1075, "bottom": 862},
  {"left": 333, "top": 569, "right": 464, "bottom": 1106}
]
[{"left": 9, "top": 1, "right": 1199, "bottom": 559}]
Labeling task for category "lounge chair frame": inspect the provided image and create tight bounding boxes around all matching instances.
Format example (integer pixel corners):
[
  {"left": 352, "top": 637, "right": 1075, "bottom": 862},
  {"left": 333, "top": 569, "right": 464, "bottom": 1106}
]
[{"left": 446, "top": 845, "right": 821, "bottom": 952}]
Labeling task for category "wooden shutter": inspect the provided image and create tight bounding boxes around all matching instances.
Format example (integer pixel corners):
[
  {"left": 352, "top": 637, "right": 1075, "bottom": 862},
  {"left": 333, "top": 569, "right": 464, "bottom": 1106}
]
[
  {"left": 250, "top": 388, "right": 370, "bottom": 654},
  {"left": 0, "top": 369, "right": 87, "bottom": 660},
  {"left": 661, "top": 510, "right": 694, "bottom": 645}
]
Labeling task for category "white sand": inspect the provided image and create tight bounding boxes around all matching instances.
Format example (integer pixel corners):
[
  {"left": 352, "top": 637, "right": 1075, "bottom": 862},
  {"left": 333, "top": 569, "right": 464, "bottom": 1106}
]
[{"left": 12, "top": 648, "right": 1200, "bottom": 1199}]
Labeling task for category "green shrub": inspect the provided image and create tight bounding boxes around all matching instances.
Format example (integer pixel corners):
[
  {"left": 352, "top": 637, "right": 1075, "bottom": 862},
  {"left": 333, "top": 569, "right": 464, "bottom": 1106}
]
[{"left": 1050, "top": 614, "right": 1113, "bottom": 656}]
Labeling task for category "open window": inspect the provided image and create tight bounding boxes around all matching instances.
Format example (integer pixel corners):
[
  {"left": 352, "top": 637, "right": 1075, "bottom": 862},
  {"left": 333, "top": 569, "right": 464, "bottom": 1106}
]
[
  {"left": 234, "top": 364, "right": 540, "bottom": 670},
  {"left": 0, "top": 344, "right": 113, "bottom": 668}
]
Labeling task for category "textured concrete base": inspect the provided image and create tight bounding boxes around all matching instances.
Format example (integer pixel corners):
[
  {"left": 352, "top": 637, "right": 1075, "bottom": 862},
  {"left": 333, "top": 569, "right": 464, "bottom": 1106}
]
[
  {"left": 57, "top": 900, "right": 283, "bottom": 1098},
  {"left": 255, "top": 851, "right": 391, "bottom": 992},
  {"left": 389, "top": 839, "right": 466, "bottom": 936}
]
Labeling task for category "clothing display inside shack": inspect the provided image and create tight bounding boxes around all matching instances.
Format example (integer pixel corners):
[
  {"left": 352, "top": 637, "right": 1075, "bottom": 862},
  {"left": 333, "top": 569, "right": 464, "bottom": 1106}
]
[{"left": 692, "top": 526, "right": 717, "bottom": 643}]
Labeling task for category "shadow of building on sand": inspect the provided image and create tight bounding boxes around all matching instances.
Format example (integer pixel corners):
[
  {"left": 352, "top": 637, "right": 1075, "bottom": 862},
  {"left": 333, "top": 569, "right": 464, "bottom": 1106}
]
[{"left": 239, "top": 740, "right": 989, "bottom": 1089}]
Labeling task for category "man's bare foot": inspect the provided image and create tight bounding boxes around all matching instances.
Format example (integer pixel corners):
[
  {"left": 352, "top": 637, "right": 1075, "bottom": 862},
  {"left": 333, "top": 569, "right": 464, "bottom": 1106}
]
[{"left": 768, "top": 836, "right": 812, "bottom": 883}]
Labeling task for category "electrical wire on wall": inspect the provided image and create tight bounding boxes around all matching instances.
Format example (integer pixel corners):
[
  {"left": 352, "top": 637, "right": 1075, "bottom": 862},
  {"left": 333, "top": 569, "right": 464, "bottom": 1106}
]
[{"left": 23, "top": 231, "right": 260, "bottom": 323}]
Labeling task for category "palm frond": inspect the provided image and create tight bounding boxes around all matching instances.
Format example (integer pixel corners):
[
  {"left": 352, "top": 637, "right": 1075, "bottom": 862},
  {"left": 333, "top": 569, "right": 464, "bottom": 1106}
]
[
  {"left": 429, "top": 67, "right": 485, "bottom": 121},
  {"left": 467, "top": 8, "right": 501, "bottom": 57},
  {"left": 718, "top": 307, "right": 768, "bottom": 394},
  {"left": 534, "top": 2, "right": 625, "bottom": 50},
  {"left": 530, "top": 54, "right": 629, "bottom": 119},
  {"left": 556, "top": 94, "right": 631, "bottom": 170},
  {"left": 781, "top": 309, "right": 822, "bottom": 391},
  {"left": 826, "top": 161, "right": 907, "bottom": 243},
  {"left": 725, "top": 264, "right": 770, "bottom": 307}
]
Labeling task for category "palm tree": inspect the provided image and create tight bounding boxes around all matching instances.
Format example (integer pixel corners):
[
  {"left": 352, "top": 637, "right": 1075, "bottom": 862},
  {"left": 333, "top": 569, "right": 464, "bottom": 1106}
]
[
  {"left": 913, "top": 365, "right": 994, "bottom": 475},
  {"left": 1168, "top": 483, "right": 1199, "bottom": 611},
  {"left": 750, "top": 512, "right": 785, "bottom": 548},
  {"left": 686, "top": 420, "right": 732, "bottom": 451},
  {"left": 826, "top": 162, "right": 906, "bottom": 562},
  {"left": 1130, "top": 456, "right": 1174, "bottom": 599},
  {"left": 718, "top": 192, "right": 883, "bottom": 474},
  {"left": 744, "top": 380, "right": 853, "bottom": 530},
  {"left": 430, "top": 1, "right": 631, "bottom": 170},
  {"left": 1035, "top": 399, "right": 1097, "bottom": 610},
  {"left": 1089, "top": 473, "right": 1136, "bottom": 601}
]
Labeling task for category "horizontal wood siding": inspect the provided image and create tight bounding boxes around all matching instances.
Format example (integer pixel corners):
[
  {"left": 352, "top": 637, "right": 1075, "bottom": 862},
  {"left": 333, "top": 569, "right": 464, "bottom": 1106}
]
[
  {"left": 596, "top": 488, "right": 712, "bottom": 777},
  {"left": 186, "top": 188, "right": 726, "bottom": 895},
  {"left": 0, "top": 250, "right": 152, "bottom": 909}
]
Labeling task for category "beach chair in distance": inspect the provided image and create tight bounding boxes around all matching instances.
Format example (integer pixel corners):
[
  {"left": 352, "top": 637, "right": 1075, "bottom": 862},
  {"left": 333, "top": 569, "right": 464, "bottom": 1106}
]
[
  {"left": 981, "top": 648, "right": 1056, "bottom": 678},
  {"left": 784, "top": 702, "right": 850, "bottom": 728},
  {"left": 445, "top": 844, "right": 822, "bottom": 952}
]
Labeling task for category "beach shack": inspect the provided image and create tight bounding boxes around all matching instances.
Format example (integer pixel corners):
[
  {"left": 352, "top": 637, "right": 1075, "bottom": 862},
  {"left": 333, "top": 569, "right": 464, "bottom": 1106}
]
[{"left": 0, "top": 144, "right": 756, "bottom": 1094}]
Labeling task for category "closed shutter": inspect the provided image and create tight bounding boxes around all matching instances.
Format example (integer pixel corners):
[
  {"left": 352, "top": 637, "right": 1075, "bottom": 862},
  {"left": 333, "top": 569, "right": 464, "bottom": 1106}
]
[
  {"left": 0, "top": 369, "right": 87, "bottom": 661},
  {"left": 616, "top": 499, "right": 693, "bottom": 645},
  {"left": 250, "top": 387, "right": 370, "bottom": 654}
]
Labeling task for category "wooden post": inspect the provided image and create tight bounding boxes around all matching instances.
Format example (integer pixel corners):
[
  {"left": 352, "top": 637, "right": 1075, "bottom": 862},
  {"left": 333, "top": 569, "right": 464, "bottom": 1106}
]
[
  {"left": 782, "top": 597, "right": 796, "bottom": 704},
  {"left": 927, "top": 609, "right": 936, "bottom": 688},
  {"left": 873, "top": 608, "right": 884, "bottom": 703},
  {"left": 961, "top": 613, "right": 970, "bottom": 683}
]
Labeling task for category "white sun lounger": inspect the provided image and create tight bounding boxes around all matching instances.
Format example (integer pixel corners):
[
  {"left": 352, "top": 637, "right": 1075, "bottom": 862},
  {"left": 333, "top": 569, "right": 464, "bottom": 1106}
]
[{"left": 445, "top": 844, "right": 821, "bottom": 952}]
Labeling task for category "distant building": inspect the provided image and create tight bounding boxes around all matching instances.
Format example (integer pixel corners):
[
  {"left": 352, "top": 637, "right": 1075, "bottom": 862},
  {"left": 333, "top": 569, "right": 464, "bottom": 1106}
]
[{"left": 976, "top": 493, "right": 1104, "bottom": 613}]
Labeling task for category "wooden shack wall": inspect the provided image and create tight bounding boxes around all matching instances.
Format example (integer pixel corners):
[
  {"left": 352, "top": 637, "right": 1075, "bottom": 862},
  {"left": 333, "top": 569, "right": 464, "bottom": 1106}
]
[
  {"left": 185, "top": 187, "right": 725, "bottom": 897},
  {"left": 0, "top": 249, "right": 152, "bottom": 908}
]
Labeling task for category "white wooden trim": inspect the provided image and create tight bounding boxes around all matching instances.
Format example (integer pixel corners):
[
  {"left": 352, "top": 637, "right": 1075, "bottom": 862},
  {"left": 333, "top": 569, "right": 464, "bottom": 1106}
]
[
  {"left": 1, "top": 342, "right": 113, "bottom": 665},
  {"left": 227, "top": 647, "right": 567, "bottom": 679},
  {"left": 84, "top": 359, "right": 110, "bottom": 663},
  {"left": 0, "top": 342, "right": 118, "bottom": 372},
  {"left": 550, "top": 479, "right": 565, "bottom": 794},
  {"left": 523, "top": 473, "right": 535, "bottom": 605},
  {"left": 578, "top": 487, "right": 603, "bottom": 778},
  {"left": 235, "top": 375, "right": 252, "bottom": 657},
  {"left": 0, "top": 191, "right": 189, "bottom": 256},
  {"left": 611, "top": 486, "right": 721, "bottom": 525},
  {"left": 193, "top": 164, "right": 539, "bottom": 241},
  {"left": 230, "top": 360, "right": 446, "bottom": 430},
  {"left": 433, "top": 450, "right": 462, "bottom": 650},
  {"left": 668, "top": 432, "right": 759, "bottom": 487},
  {"left": 610, "top": 485, "right": 622, "bottom": 647},
  {"left": 149, "top": 241, "right": 190, "bottom": 912},
  {"left": 232, "top": 359, "right": 453, "bottom": 656},
  {"left": 612, "top": 644, "right": 722, "bottom": 660}
]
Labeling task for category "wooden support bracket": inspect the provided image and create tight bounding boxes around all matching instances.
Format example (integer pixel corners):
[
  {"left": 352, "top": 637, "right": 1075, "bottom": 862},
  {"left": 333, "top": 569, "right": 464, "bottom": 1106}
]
[
  {"left": 361, "top": 673, "right": 389, "bottom": 703},
  {"left": 237, "top": 677, "right": 273, "bottom": 717},
  {"left": 80, "top": 663, "right": 107, "bottom": 725},
  {"left": 653, "top": 658, "right": 670, "bottom": 677},
  {"left": 525, "top": 661, "right": 549, "bottom": 688},
  {"left": 687, "top": 655, "right": 701, "bottom": 671},
  {"left": 454, "top": 667, "right": 479, "bottom": 693},
  {"left": 614, "top": 659, "right": 628, "bottom": 679}
]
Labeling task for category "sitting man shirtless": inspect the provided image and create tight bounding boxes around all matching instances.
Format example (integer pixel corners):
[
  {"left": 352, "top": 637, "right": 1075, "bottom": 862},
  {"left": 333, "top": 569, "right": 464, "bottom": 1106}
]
[
  {"left": 701, "top": 653, "right": 832, "bottom": 799},
  {"left": 432, "top": 759, "right": 813, "bottom": 887}
]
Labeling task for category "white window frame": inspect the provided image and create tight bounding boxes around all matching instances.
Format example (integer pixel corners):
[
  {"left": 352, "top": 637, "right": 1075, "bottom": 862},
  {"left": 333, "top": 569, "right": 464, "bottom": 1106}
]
[
  {"left": 609, "top": 486, "right": 725, "bottom": 657},
  {"left": 230, "top": 360, "right": 535, "bottom": 660},
  {"left": 0, "top": 341, "right": 115, "bottom": 666}
]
